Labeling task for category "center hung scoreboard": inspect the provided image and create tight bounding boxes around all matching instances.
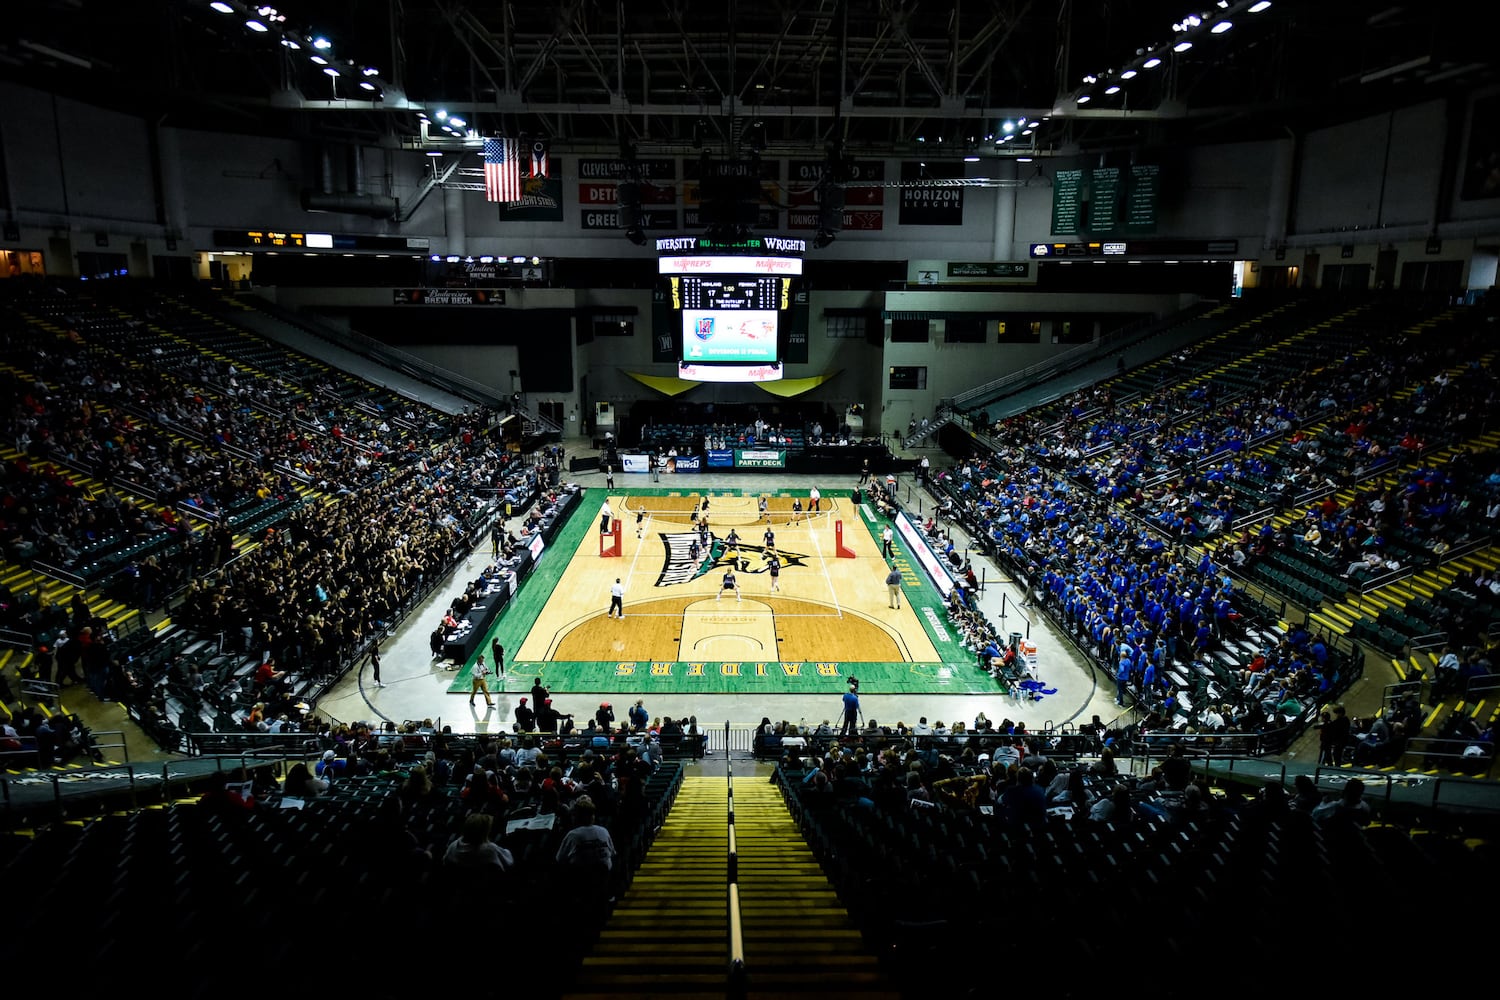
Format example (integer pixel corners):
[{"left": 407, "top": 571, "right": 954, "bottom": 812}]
[{"left": 656, "top": 234, "right": 805, "bottom": 383}]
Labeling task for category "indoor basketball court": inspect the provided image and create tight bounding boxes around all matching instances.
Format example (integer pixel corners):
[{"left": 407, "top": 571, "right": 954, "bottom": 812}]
[{"left": 448, "top": 488, "right": 994, "bottom": 696}]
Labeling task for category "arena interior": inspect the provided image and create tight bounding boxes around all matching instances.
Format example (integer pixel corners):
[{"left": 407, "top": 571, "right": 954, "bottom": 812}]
[{"left": 2, "top": 1, "right": 1499, "bottom": 994}]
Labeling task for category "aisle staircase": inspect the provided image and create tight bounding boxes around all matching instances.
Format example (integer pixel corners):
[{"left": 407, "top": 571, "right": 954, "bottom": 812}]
[{"left": 565, "top": 774, "right": 894, "bottom": 998}]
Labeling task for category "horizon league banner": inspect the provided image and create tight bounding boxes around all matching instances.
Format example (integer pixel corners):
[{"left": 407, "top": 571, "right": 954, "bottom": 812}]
[
  {"left": 899, "top": 160, "right": 964, "bottom": 225},
  {"left": 734, "top": 449, "right": 786, "bottom": 469}
]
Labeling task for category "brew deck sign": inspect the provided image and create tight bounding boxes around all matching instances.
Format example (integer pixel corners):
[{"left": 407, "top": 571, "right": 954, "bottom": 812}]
[{"left": 899, "top": 161, "right": 965, "bottom": 225}]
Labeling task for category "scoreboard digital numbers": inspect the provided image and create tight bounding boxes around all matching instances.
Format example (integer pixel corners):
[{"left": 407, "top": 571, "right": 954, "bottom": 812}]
[{"left": 672, "top": 276, "right": 787, "bottom": 311}]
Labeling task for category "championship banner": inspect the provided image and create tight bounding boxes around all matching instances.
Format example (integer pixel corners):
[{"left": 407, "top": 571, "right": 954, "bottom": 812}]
[
  {"left": 734, "top": 449, "right": 786, "bottom": 469},
  {"left": 787, "top": 160, "right": 885, "bottom": 205},
  {"left": 706, "top": 449, "right": 735, "bottom": 468},
  {"left": 580, "top": 208, "right": 678, "bottom": 231},
  {"left": 788, "top": 208, "right": 883, "bottom": 231},
  {"left": 577, "top": 157, "right": 677, "bottom": 181},
  {"left": 578, "top": 181, "right": 677, "bottom": 206}
]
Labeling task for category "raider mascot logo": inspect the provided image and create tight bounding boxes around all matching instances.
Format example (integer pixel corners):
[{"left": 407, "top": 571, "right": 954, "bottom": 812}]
[{"left": 656, "top": 532, "right": 808, "bottom": 587}]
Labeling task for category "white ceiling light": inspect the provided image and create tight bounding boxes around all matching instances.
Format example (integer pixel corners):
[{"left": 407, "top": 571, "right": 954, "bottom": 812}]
[
  {"left": 1077, "top": 94, "right": 1092, "bottom": 104},
  {"left": 310, "top": 55, "right": 327, "bottom": 64},
  {"left": 323, "top": 66, "right": 339, "bottom": 77},
  {"left": 280, "top": 38, "right": 299, "bottom": 49},
  {"left": 1249, "top": 1, "right": 1271, "bottom": 11},
  {"left": 1211, "top": 20, "right": 1233, "bottom": 33},
  {"left": 435, "top": 109, "right": 448, "bottom": 120},
  {"left": 512, "top": 256, "right": 527, "bottom": 264},
  {"left": 1120, "top": 69, "right": 1138, "bottom": 79},
  {"left": 1104, "top": 85, "right": 1121, "bottom": 94},
  {"left": 449, "top": 117, "right": 466, "bottom": 128},
  {"left": 1174, "top": 40, "right": 1193, "bottom": 52},
  {"left": 426, "top": 150, "right": 442, "bottom": 157},
  {"left": 312, "top": 36, "right": 332, "bottom": 49},
  {"left": 209, "top": 2, "right": 234, "bottom": 12},
  {"left": 244, "top": 19, "right": 267, "bottom": 31},
  {"left": 964, "top": 155, "right": 980, "bottom": 162},
  {"left": 1143, "top": 57, "right": 1163, "bottom": 69},
  {"left": 359, "top": 81, "right": 376, "bottom": 91}
]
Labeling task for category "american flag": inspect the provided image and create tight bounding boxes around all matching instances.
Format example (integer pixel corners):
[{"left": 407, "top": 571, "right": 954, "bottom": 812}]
[{"left": 484, "top": 137, "right": 521, "bottom": 203}]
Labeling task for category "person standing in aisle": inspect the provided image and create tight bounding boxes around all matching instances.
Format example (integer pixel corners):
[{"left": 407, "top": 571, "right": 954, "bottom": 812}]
[
  {"left": 885, "top": 563, "right": 904, "bottom": 609},
  {"left": 859, "top": 458, "right": 871, "bottom": 486},
  {"left": 470, "top": 655, "right": 494, "bottom": 708},
  {"left": 605, "top": 464, "right": 615, "bottom": 490},
  {"left": 881, "top": 524, "right": 895, "bottom": 559},
  {"left": 491, "top": 636, "right": 505, "bottom": 678},
  {"left": 368, "top": 642, "right": 384, "bottom": 688},
  {"left": 608, "top": 578, "right": 625, "bottom": 619},
  {"left": 839, "top": 683, "right": 861, "bottom": 738}
]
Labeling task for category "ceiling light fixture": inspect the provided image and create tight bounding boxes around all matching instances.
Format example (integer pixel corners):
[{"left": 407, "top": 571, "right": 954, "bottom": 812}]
[
  {"left": 1120, "top": 69, "right": 1138, "bottom": 79},
  {"left": 209, "top": 2, "right": 234, "bottom": 12},
  {"left": 359, "top": 81, "right": 376, "bottom": 91},
  {"left": 323, "top": 66, "right": 339, "bottom": 77},
  {"left": 244, "top": 19, "right": 267, "bottom": 31},
  {"left": 1211, "top": 20, "right": 1233, "bottom": 33},
  {"left": 280, "top": 38, "right": 299, "bottom": 49},
  {"left": 1105, "top": 85, "right": 1121, "bottom": 95},
  {"left": 449, "top": 117, "right": 466, "bottom": 128},
  {"left": 1249, "top": 1, "right": 1271, "bottom": 11},
  {"left": 1143, "top": 57, "right": 1163, "bottom": 68},
  {"left": 1174, "top": 41, "right": 1193, "bottom": 52},
  {"left": 964, "top": 155, "right": 980, "bottom": 162},
  {"left": 1077, "top": 94, "right": 1092, "bottom": 104},
  {"left": 310, "top": 55, "right": 327, "bottom": 64},
  {"left": 312, "top": 36, "right": 332, "bottom": 49}
]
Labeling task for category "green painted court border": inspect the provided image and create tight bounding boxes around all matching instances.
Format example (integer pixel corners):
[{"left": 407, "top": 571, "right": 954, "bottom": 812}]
[{"left": 447, "top": 487, "right": 1003, "bottom": 696}]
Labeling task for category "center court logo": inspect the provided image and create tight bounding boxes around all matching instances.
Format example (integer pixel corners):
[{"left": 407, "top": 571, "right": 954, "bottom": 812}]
[{"left": 655, "top": 532, "right": 808, "bottom": 587}]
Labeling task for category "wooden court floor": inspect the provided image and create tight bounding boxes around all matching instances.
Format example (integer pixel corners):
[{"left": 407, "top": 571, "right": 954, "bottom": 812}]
[
  {"left": 451, "top": 489, "right": 992, "bottom": 695},
  {"left": 521, "top": 492, "right": 940, "bottom": 665}
]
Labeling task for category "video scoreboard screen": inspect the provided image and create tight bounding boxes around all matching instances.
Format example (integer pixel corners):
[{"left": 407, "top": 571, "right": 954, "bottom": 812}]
[
  {"left": 672, "top": 276, "right": 788, "bottom": 364},
  {"left": 656, "top": 235, "right": 805, "bottom": 381}
]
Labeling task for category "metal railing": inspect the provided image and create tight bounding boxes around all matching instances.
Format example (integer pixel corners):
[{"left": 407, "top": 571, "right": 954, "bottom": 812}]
[
  {"left": 239, "top": 293, "right": 508, "bottom": 408},
  {"left": 949, "top": 312, "right": 1165, "bottom": 410},
  {"left": 725, "top": 720, "right": 746, "bottom": 990}
]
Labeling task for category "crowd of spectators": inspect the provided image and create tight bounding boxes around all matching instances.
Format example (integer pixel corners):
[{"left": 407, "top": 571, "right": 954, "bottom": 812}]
[{"left": 1, "top": 280, "right": 536, "bottom": 741}]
